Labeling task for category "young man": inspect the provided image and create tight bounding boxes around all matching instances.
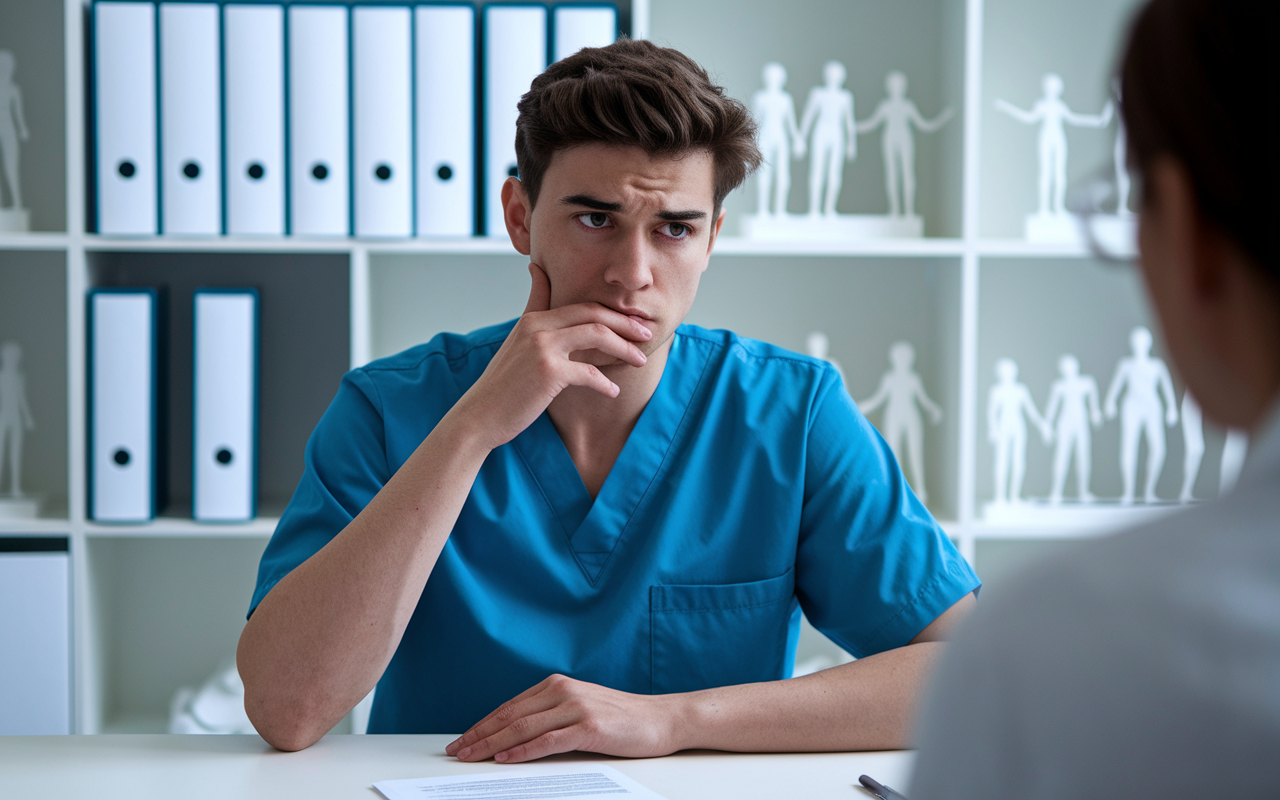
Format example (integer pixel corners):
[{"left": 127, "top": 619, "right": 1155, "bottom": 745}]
[{"left": 238, "top": 39, "right": 978, "bottom": 758}]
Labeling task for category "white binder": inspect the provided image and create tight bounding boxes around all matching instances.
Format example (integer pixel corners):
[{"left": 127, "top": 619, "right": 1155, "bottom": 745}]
[
  {"left": 289, "top": 4, "right": 350, "bottom": 236},
  {"left": 159, "top": 2, "right": 222, "bottom": 235},
  {"left": 353, "top": 6, "right": 413, "bottom": 237},
  {"left": 553, "top": 5, "right": 617, "bottom": 62},
  {"left": 0, "top": 540, "right": 71, "bottom": 735},
  {"left": 91, "top": 290, "right": 158, "bottom": 522},
  {"left": 94, "top": 1, "right": 157, "bottom": 235},
  {"left": 193, "top": 291, "right": 258, "bottom": 522},
  {"left": 224, "top": 4, "right": 284, "bottom": 236},
  {"left": 484, "top": 5, "right": 547, "bottom": 236},
  {"left": 415, "top": 4, "right": 475, "bottom": 237}
]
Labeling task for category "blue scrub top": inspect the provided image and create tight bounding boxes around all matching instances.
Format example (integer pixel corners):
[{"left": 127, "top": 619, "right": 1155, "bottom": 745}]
[{"left": 250, "top": 320, "right": 979, "bottom": 734}]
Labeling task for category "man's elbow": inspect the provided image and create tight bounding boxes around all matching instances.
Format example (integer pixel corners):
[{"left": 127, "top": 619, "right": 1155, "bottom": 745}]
[{"left": 242, "top": 684, "right": 329, "bottom": 752}]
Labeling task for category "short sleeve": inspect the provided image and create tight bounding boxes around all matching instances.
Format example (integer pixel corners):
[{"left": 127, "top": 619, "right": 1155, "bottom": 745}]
[
  {"left": 248, "top": 369, "right": 392, "bottom": 616},
  {"left": 795, "top": 369, "right": 979, "bottom": 657}
]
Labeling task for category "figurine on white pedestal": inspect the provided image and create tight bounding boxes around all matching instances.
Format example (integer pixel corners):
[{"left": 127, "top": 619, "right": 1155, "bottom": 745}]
[
  {"left": 1104, "top": 326, "right": 1178, "bottom": 504},
  {"left": 859, "top": 342, "right": 942, "bottom": 503},
  {"left": 856, "top": 71, "right": 953, "bottom": 223},
  {"left": 752, "top": 63, "right": 804, "bottom": 217},
  {"left": 0, "top": 342, "right": 37, "bottom": 518},
  {"left": 1043, "top": 354, "right": 1103, "bottom": 504},
  {"left": 995, "top": 73, "right": 1112, "bottom": 242},
  {"left": 805, "top": 330, "right": 846, "bottom": 388},
  {"left": 0, "top": 50, "right": 30, "bottom": 232},
  {"left": 1219, "top": 430, "right": 1248, "bottom": 495},
  {"left": 799, "top": 61, "right": 856, "bottom": 218},
  {"left": 1179, "top": 393, "right": 1204, "bottom": 503},
  {"left": 988, "top": 358, "right": 1050, "bottom": 506}
]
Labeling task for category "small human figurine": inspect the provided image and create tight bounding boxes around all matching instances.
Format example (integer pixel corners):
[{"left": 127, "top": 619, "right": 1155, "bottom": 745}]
[
  {"left": 1219, "top": 430, "right": 1248, "bottom": 496},
  {"left": 805, "top": 330, "right": 846, "bottom": 388},
  {"left": 988, "top": 358, "right": 1050, "bottom": 506},
  {"left": 860, "top": 342, "right": 942, "bottom": 503},
  {"left": 0, "top": 342, "right": 35, "bottom": 497},
  {"left": 1043, "top": 354, "right": 1103, "bottom": 504},
  {"left": 855, "top": 71, "right": 953, "bottom": 218},
  {"left": 752, "top": 63, "right": 804, "bottom": 217},
  {"left": 995, "top": 73, "right": 1113, "bottom": 218},
  {"left": 1104, "top": 326, "right": 1178, "bottom": 505},
  {"left": 0, "top": 50, "right": 31, "bottom": 213},
  {"left": 1179, "top": 393, "right": 1204, "bottom": 503},
  {"left": 1111, "top": 79, "right": 1132, "bottom": 216},
  {"left": 799, "top": 61, "right": 856, "bottom": 217}
]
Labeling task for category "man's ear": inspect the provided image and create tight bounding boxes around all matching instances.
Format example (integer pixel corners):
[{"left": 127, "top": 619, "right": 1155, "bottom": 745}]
[
  {"left": 703, "top": 208, "right": 727, "bottom": 271},
  {"left": 502, "top": 177, "right": 533, "bottom": 256}
]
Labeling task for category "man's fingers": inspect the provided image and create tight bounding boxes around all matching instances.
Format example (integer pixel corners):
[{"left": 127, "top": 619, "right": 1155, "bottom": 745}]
[
  {"left": 455, "top": 709, "right": 578, "bottom": 763},
  {"left": 554, "top": 323, "right": 648, "bottom": 368},
  {"left": 494, "top": 726, "right": 583, "bottom": 763},
  {"left": 569, "top": 362, "right": 620, "bottom": 399},
  {"left": 447, "top": 682, "right": 557, "bottom": 756},
  {"left": 523, "top": 262, "right": 552, "bottom": 315}
]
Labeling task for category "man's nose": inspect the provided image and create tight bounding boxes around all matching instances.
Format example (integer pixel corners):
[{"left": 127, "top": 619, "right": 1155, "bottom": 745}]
[{"left": 604, "top": 227, "right": 654, "bottom": 291}]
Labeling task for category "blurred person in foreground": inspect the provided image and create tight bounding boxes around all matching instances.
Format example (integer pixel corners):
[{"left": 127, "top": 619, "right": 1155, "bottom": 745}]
[{"left": 910, "top": 1, "right": 1280, "bottom": 797}]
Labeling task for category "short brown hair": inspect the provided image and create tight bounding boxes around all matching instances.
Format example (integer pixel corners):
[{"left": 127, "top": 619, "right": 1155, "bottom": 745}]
[
  {"left": 1119, "top": 0, "right": 1276, "bottom": 275},
  {"left": 514, "top": 38, "right": 761, "bottom": 216}
]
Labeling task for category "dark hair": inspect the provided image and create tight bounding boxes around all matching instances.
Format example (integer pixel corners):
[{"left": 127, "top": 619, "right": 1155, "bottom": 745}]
[
  {"left": 514, "top": 38, "right": 761, "bottom": 215},
  {"left": 1119, "top": 0, "right": 1276, "bottom": 275}
]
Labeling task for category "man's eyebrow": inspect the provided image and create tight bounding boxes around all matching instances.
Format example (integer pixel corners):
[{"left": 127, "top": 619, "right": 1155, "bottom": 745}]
[
  {"left": 656, "top": 209, "right": 708, "bottom": 221},
  {"left": 561, "top": 194, "right": 623, "bottom": 212}
]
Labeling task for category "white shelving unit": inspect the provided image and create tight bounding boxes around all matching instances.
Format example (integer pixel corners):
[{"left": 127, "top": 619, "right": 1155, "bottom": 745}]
[{"left": 1, "top": 0, "right": 1222, "bottom": 733}]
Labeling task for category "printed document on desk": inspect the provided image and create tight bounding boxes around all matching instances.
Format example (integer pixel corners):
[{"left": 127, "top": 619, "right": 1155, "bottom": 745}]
[{"left": 374, "top": 764, "right": 668, "bottom": 800}]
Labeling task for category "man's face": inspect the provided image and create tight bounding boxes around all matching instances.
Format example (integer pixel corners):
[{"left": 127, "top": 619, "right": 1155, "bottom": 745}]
[{"left": 506, "top": 143, "right": 724, "bottom": 362}]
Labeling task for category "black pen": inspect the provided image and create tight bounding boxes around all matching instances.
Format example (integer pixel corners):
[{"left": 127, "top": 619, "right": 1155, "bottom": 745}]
[{"left": 859, "top": 774, "right": 909, "bottom": 800}]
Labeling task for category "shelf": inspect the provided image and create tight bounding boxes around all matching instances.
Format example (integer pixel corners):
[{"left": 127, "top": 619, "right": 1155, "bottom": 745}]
[
  {"left": 84, "top": 515, "right": 279, "bottom": 538},
  {"left": 712, "top": 237, "right": 965, "bottom": 258},
  {"left": 0, "top": 518, "right": 72, "bottom": 534},
  {"left": 0, "top": 233, "right": 73, "bottom": 251}
]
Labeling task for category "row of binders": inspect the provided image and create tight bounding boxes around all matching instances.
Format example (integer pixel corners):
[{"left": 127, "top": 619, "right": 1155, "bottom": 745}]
[
  {"left": 90, "top": 289, "right": 258, "bottom": 522},
  {"left": 93, "top": 1, "right": 619, "bottom": 238}
]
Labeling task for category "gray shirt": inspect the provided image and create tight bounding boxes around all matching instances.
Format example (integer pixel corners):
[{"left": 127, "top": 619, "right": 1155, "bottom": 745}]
[{"left": 910, "top": 408, "right": 1280, "bottom": 799}]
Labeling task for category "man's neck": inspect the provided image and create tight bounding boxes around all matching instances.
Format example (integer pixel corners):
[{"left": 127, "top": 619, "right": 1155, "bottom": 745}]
[{"left": 545, "top": 334, "right": 674, "bottom": 498}]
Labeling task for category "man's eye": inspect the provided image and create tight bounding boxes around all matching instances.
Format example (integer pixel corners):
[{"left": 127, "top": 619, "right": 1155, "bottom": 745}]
[
  {"left": 661, "top": 222, "right": 690, "bottom": 239},
  {"left": 578, "top": 212, "right": 610, "bottom": 228}
]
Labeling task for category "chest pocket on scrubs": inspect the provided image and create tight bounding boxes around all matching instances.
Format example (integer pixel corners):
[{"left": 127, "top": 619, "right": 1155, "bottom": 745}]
[{"left": 649, "top": 569, "right": 796, "bottom": 695}]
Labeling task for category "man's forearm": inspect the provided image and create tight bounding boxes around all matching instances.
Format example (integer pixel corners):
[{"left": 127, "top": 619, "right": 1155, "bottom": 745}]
[
  {"left": 670, "top": 642, "right": 945, "bottom": 753},
  {"left": 237, "top": 409, "right": 491, "bottom": 751}
]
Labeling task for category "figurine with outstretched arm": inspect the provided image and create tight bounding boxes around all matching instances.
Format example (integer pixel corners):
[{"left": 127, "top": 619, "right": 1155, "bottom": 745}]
[
  {"left": 856, "top": 71, "right": 953, "bottom": 218},
  {"left": 860, "top": 342, "right": 943, "bottom": 503},
  {"left": 995, "top": 73, "right": 1113, "bottom": 217}
]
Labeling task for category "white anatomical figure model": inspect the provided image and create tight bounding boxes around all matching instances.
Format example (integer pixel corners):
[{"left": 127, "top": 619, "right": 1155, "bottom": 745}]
[
  {"left": 1104, "top": 326, "right": 1178, "bottom": 504},
  {"left": 799, "top": 61, "right": 856, "bottom": 217},
  {"left": 860, "top": 342, "right": 942, "bottom": 503},
  {"left": 0, "top": 51, "right": 30, "bottom": 211},
  {"left": 1044, "top": 354, "right": 1103, "bottom": 504},
  {"left": 1220, "top": 430, "right": 1248, "bottom": 495},
  {"left": 1180, "top": 393, "right": 1204, "bottom": 503},
  {"left": 0, "top": 342, "right": 34, "bottom": 497},
  {"left": 995, "top": 73, "right": 1113, "bottom": 217},
  {"left": 856, "top": 71, "right": 952, "bottom": 218},
  {"left": 988, "top": 358, "right": 1049, "bottom": 505},
  {"left": 752, "top": 63, "right": 804, "bottom": 217}
]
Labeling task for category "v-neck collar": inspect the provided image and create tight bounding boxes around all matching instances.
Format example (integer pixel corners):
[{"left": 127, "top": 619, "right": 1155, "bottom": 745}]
[{"left": 512, "top": 330, "right": 713, "bottom": 584}]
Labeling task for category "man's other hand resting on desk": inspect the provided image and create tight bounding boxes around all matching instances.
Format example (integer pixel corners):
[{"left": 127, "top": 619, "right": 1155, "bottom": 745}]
[{"left": 236, "top": 39, "right": 979, "bottom": 757}]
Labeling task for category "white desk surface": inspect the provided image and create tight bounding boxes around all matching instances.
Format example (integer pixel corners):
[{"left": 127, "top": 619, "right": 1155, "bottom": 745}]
[{"left": 0, "top": 734, "right": 913, "bottom": 799}]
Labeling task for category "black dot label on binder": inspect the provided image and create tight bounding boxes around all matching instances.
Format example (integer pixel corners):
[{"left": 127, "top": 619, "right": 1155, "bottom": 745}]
[
  {"left": 182, "top": 161, "right": 201, "bottom": 179},
  {"left": 507, "top": 164, "right": 519, "bottom": 178},
  {"left": 118, "top": 160, "right": 136, "bottom": 178},
  {"left": 113, "top": 448, "right": 131, "bottom": 466},
  {"left": 215, "top": 448, "right": 233, "bottom": 466},
  {"left": 375, "top": 164, "right": 392, "bottom": 181},
  {"left": 437, "top": 164, "right": 453, "bottom": 181},
  {"left": 247, "top": 162, "right": 265, "bottom": 180},
  {"left": 312, "top": 163, "right": 329, "bottom": 181}
]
